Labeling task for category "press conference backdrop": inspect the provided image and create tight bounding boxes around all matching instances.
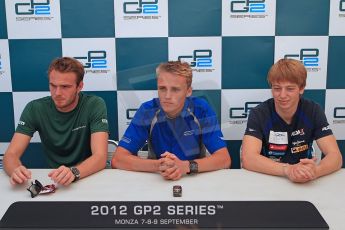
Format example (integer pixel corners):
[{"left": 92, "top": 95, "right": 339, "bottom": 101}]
[{"left": 0, "top": 0, "right": 345, "bottom": 169}]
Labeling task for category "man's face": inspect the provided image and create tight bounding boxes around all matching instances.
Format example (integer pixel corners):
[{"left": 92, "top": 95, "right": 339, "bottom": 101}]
[
  {"left": 157, "top": 71, "right": 192, "bottom": 118},
  {"left": 49, "top": 70, "right": 83, "bottom": 112},
  {"left": 271, "top": 81, "right": 304, "bottom": 113}
]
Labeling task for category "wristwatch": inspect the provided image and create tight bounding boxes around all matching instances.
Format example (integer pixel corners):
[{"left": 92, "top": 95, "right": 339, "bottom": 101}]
[
  {"left": 70, "top": 167, "right": 80, "bottom": 182},
  {"left": 187, "top": 160, "right": 198, "bottom": 174}
]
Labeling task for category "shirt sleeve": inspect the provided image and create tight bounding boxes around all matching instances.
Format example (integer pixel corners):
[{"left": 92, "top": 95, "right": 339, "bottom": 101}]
[
  {"left": 312, "top": 103, "right": 333, "bottom": 140},
  {"left": 199, "top": 103, "right": 226, "bottom": 154},
  {"left": 15, "top": 101, "right": 37, "bottom": 137},
  {"left": 118, "top": 104, "right": 150, "bottom": 155},
  {"left": 89, "top": 97, "right": 109, "bottom": 134},
  {"left": 244, "top": 107, "right": 263, "bottom": 140}
]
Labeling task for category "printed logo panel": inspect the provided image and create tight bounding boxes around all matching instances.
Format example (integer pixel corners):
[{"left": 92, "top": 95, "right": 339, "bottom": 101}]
[
  {"left": 117, "top": 90, "right": 157, "bottom": 138},
  {"left": 62, "top": 38, "right": 117, "bottom": 91},
  {"left": 5, "top": 0, "right": 61, "bottom": 39},
  {"left": 222, "top": 0, "right": 276, "bottom": 36},
  {"left": 0, "top": 40, "right": 12, "bottom": 92},
  {"left": 325, "top": 89, "right": 345, "bottom": 139},
  {"left": 169, "top": 37, "right": 221, "bottom": 90},
  {"left": 114, "top": 0, "right": 168, "bottom": 37},
  {"left": 275, "top": 36, "right": 328, "bottom": 89},
  {"left": 329, "top": 0, "right": 345, "bottom": 35},
  {"left": 221, "top": 89, "right": 271, "bottom": 140}
]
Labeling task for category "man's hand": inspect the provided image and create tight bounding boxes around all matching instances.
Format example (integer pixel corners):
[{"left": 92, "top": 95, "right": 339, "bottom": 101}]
[
  {"left": 159, "top": 152, "right": 189, "bottom": 180},
  {"left": 284, "top": 158, "right": 317, "bottom": 183},
  {"left": 10, "top": 165, "right": 31, "bottom": 185},
  {"left": 48, "top": 165, "right": 75, "bottom": 186}
]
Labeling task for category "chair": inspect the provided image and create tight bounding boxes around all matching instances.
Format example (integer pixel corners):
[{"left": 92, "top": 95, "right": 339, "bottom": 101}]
[{"left": 107, "top": 140, "right": 118, "bottom": 169}]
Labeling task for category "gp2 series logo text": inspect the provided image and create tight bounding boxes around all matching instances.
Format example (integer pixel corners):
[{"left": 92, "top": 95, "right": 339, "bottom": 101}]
[
  {"left": 123, "top": 0, "right": 158, "bottom": 14},
  {"left": 127, "top": 108, "right": 138, "bottom": 120},
  {"left": 74, "top": 51, "right": 107, "bottom": 69},
  {"left": 178, "top": 50, "right": 213, "bottom": 68},
  {"left": 340, "top": 0, "right": 345, "bottom": 12},
  {"left": 334, "top": 107, "right": 345, "bottom": 118},
  {"left": 230, "top": 0, "right": 265, "bottom": 13},
  {"left": 229, "top": 102, "right": 261, "bottom": 118},
  {"left": 284, "top": 48, "right": 319, "bottom": 67},
  {"left": 15, "top": 0, "right": 50, "bottom": 15}
]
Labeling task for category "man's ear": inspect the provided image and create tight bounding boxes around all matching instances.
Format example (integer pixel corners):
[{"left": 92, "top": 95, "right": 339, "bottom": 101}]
[
  {"left": 187, "top": 87, "right": 192, "bottom": 97},
  {"left": 299, "top": 86, "right": 305, "bottom": 95},
  {"left": 77, "top": 81, "right": 84, "bottom": 92}
]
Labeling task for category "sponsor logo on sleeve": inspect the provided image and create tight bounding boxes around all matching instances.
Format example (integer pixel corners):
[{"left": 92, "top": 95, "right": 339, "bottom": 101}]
[
  {"left": 121, "top": 136, "right": 131, "bottom": 144},
  {"left": 321, "top": 125, "right": 330, "bottom": 131},
  {"left": 18, "top": 121, "right": 25, "bottom": 126}
]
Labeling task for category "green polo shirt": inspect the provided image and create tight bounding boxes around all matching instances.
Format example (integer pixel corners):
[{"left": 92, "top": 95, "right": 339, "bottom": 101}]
[{"left": 16, "top": 93, "right": 109, "bottom": 168}]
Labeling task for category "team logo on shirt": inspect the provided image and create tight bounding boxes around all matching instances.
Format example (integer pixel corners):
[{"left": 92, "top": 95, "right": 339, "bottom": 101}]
[
  {"left": 72, "top": 125, "right": 86, "bottom": 132},
  {"left": 269, "top": 144, "right": 287, "bottom": 151},
  {"left": 183, "top": 130, "right": 194, "bottom": 136},
  {"left": 292, "top": 140, "right": 305, "bottom": 146},
  {"left": 268, "top": 131, "right": 288, "bottom": 144},
  {"left": 291, "top": 128, "right": 305, "bottom": 137},
  {"left": 291, "top": 144, "right": 308, "bottom": 154}
]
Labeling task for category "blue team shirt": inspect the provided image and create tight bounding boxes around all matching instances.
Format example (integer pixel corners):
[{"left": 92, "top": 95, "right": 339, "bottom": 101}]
[
  {"left": 119, "top": 97, "right": 226, "bottom": 160},
  {"left": 245, "top": 98, "right": 333, "bottom": 164}
]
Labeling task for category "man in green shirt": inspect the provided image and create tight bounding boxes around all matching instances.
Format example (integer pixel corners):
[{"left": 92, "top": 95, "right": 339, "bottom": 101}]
[{"left": 3, "top": 57, "right": 109, "bottom": 186}]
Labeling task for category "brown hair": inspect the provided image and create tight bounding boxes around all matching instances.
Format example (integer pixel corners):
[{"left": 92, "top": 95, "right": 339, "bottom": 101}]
[
  {"left": 267, "top": 58, "right": 307, "bottom": 89},
  {"left": 156, "top": 61, "right": 193, "bottom": 88},
  {"left": 48, "top": 57, "right": 84, "bottom": 85}
]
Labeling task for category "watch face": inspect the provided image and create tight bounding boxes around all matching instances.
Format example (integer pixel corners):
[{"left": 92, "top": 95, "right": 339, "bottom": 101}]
[
  {"left": 71, "top": 167, "right": 80, "bottom": 180},
  {"left": 189, "top": 161, "right": 198, "bottom": 173}
]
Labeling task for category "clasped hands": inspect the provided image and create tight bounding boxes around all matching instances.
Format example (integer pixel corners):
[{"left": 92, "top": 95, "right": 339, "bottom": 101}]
[
  {"left": 158, "top": 152, "right": 189, "bottom": 181},
  {"left": 283, "top": 158, "right": 319, "bottom": 183}
]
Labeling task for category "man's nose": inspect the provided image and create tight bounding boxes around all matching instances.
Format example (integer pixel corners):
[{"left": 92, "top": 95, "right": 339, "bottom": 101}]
[{"left": 165, "top": 89, "right": 171, "bottom": 99}]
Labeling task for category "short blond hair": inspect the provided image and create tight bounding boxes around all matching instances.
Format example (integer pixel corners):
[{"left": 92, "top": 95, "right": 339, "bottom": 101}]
[
  {"left": 156, "top": 61, "right": 192, "bottom": 88},
  {"left": 267, "top": 58, "right": 307, "bottom": 89}
]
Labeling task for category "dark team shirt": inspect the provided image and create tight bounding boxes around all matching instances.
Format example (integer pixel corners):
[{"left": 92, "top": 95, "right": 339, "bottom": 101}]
[
  {"left": 244, "top": 97, "right": 332, "bottom": 164},
  {"left": 119, "top": 97, "right": 226, "bottom": 160},
  {"left": 16, "top": 93, "right": 109, "bottom": 168}
]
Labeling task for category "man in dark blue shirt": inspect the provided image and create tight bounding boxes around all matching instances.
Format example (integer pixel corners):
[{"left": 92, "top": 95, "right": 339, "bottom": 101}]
[
  {"left": 112, "top": 61, "right": 231, "bottom": 180},
  {"left": 242, "top": 59, "right": 342, "bottom": 183}
]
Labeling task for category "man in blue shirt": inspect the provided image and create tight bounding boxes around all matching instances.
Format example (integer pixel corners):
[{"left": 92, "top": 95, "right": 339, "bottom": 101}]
[
  {"left": 112, "top": 61, "right": 231, "bottom": 180},
  {"left": 242, "top": 59, "right": 342, "bottom": 183}
]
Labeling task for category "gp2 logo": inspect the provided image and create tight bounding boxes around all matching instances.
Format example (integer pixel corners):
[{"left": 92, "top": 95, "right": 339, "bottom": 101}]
[
  {"left": 15, "top": 0, "right": 50, "bottom": 15},
  {"left": 178, "top": 50, "right": 212, "bottom": 68},
  {"left": 75, "top": 51, "right": 107, "bottom": 69},
  {"left": 123, "top": 0, "right": 158, "bottom": 14},
  {"left": 230, "top": 0, "right": 265, "bottom": 13},
  {"left": 284, "top": 49, "right": 319, "bottom": 67}
]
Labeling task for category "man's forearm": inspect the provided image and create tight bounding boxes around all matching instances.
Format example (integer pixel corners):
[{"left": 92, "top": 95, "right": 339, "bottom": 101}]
[
  {"left": 316, "top": 153, "right": 342, "bottom": 178},
  {"left": 242, "top": 153, "right": 287, "bottom": 177},
  {"left": 195, "top": 148, "right": 231, "bottom": 172},
  {"left": 113, "top": 152, "right": 160, "bottom": 172},
  {"left": 3, "top": 153, "right": 22, "bottom": 177},
  {"left": 73, "top": 154, "right": 106, "bottom": 180}
]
